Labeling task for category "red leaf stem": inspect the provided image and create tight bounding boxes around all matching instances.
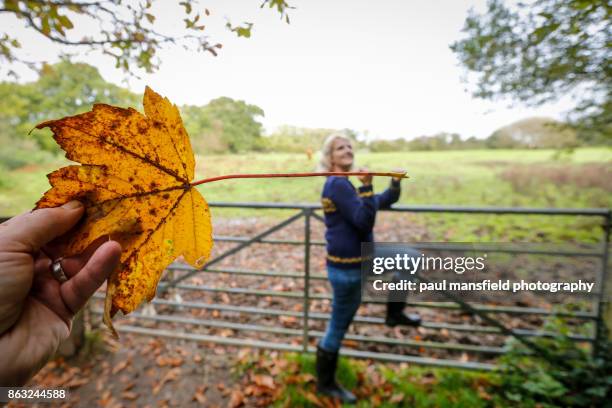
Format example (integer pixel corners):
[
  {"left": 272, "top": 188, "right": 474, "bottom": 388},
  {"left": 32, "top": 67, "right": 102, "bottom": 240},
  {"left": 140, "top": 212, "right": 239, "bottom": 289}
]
[{"left": 190, "top": 171, "right": 408, "bottom": 187}]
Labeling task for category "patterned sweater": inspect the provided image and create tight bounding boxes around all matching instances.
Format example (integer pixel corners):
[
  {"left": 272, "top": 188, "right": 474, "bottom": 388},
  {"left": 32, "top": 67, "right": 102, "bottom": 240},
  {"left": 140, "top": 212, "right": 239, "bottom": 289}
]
[{"left": 321, "top": 176, "right": 401, "bottom": 269}]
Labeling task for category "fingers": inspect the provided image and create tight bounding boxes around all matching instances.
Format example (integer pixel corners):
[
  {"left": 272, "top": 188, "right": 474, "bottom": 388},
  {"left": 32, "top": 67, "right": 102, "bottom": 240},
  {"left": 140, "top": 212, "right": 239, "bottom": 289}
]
[
  {"left": 0, "top": 201, "right": 84, "bottom": 254},
  {"left": 60, "top": 241, "right": 121, "bottom": 315},
  {"left": 356, "top": 167, "right": 373, "bottom": 185},
  {"left": 55, "top": 236, "right": 114, "bottom": 279}
]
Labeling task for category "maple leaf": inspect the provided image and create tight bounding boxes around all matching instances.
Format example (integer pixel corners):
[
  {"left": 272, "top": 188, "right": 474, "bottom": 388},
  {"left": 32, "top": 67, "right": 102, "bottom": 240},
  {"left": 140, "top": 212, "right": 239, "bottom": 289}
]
[
  {"left": 34, "top": 86, "right": 409, "bottom": 338},
  {"left": 35, "top": 87, "right": 213, "bottom": 337}
]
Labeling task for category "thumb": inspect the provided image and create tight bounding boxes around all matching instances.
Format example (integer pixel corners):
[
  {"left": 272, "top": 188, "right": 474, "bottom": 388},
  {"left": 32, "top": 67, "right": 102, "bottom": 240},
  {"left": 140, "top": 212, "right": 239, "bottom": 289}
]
[{"left": 0, "top": 201, "right": 84, "bottom": 253}]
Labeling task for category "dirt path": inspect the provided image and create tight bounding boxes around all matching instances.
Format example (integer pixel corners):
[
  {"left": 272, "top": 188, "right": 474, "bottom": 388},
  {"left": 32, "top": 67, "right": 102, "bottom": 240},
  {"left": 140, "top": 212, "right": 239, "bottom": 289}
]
[{"left": 16, "top": 333, "right": 265, "bottom": 408}]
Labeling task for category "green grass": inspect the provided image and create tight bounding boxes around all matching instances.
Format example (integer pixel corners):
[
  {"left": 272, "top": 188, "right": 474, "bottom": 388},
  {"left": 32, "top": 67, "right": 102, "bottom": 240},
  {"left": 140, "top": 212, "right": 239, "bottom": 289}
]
[
  {"left": 194, "top": 148, "right": 612, "bottom": 242},
  {"left": 0, "top": 159, "right": 69, "bottom": 217},
  {"left": 269, "top": 353, "right": 499, "bottom": 407},
  {"left": 1, "top": 148, "right": 610, "bottom": 241}
]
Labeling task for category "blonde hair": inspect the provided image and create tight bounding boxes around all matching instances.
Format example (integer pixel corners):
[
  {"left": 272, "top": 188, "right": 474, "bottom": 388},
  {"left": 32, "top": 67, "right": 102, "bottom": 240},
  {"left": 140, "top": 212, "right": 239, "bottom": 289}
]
[{"left": 317, "top": 132, "right": 354, "bottom": 172}]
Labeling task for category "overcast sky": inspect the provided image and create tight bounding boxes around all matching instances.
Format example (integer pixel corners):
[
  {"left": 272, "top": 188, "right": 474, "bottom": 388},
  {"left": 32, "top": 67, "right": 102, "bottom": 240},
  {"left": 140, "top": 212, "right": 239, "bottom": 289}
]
[{"left": 1, "top": 0, "right": 575, "bottom": 139}]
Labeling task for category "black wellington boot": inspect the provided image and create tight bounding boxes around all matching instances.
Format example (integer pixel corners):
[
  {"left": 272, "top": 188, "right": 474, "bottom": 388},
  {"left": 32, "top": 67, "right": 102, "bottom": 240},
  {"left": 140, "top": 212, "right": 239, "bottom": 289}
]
[
  {"left": 385, "top": 301, "right": 422, "bottom": 327},
  {"left": 316, "top": 345, "right": 357, "bottom": 404}
]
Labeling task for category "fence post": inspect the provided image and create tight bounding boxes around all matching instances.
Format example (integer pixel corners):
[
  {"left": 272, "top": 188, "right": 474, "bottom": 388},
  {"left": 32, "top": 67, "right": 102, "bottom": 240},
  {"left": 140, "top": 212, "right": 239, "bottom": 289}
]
[
  {"left": 302, "top": 208, "right": 312, "bottom": 352},
  {"left": 598, "top": 212, "right": 611, "bottom": 346}
]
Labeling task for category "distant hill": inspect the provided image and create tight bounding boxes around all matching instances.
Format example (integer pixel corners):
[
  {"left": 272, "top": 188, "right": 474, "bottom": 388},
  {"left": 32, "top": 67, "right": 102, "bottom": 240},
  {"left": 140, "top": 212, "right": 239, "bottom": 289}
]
[{"left": 487, "top": 117, "right": 578, "bottom": 149}]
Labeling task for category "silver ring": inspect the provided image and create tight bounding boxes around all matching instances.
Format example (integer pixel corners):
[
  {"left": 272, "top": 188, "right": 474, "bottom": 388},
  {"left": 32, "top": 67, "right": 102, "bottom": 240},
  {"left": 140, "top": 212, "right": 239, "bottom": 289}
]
[{"left": 51, "top": 259, "right": 68, "bottom": 283}]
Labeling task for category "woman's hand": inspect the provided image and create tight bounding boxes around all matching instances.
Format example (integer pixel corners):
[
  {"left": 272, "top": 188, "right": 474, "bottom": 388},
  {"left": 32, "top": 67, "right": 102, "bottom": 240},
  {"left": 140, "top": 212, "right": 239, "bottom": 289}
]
[
  {"left": 356, "top": 167, "right": 373, "bottom": 186},
  {"left": 391, "top": 168, "right": 406, "bottom": 183},
  {"left": 0, "top": 202, "right": 122, "bottom": 386}
]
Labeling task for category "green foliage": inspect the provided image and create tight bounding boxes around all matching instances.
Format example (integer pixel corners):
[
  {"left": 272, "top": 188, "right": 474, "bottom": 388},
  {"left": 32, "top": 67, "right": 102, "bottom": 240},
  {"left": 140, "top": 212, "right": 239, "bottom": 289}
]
[
  {"left": 0, "top": 144, "right": 55, "bottom": 170},
  {"left": 226, "top": 22, "right": 254, "bottom": 38},
  {"left": 273, "top": 353, "right": 494, "bottom": 407},
  {"left": 409, "top": 133, "right": 465, "bottom": 151},
  {"left": 226, "top": 0, "right": 293, "bottom": 38},
  {"left": 182, "top": 97, "right": 265, "bottom": 153},
  {"left": 0, "top": 60, "right": 139, "bottom": 153},
  {"left": 0, "top": 166, "right": 10, "bottom": 189},
  {"left": 0, "top": 60, "right": 268, "bottom": 156},
  {"left": 494, "top": 317, "right": 612, "bottom": 407},
  {"left": 0, "top": 0, "right": 291, "bottom": 76},
  {"left": 79, "top": 329, "right": 108, "bottom": 360},
  {"left": 369, "top": 138, "right": 413, "bottom": 152},
  {"left": 259, "top": 126, "right": 357, "bottom": 153},
  {"left": 451, "top": 0, "right": 611, "bottom": 142},
  {"left": 369, "top": 133, "right": 489, "bottom": 152},
  {"left": 364, "top": 120, "right": 580, "bottom": 152},
  {"left": 487, "top": 117, "right": 579, "bottom": 149}
]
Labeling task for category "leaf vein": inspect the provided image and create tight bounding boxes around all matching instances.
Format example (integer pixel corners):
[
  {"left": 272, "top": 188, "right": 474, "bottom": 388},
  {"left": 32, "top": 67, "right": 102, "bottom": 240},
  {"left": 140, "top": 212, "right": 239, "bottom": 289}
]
[
  {"left": 90, "top": 185, "right": 185, "bottom": 209},
  {"left": 119, "top": 189, "right": 189, "bottom": 273},
  {"left": 59, "top": 123, "right": 188, "bottom": 184}
]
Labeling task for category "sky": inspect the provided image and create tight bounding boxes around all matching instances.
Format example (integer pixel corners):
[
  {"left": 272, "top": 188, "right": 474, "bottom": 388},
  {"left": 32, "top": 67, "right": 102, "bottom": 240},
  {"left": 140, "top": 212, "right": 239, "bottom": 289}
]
[{"left": 0, "top": 0, "right": 576, "bottom": 140}]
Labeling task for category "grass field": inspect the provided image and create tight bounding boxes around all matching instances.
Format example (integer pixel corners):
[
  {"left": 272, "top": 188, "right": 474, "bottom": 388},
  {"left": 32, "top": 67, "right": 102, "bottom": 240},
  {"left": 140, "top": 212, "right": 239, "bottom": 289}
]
[
  {"left": 259, "top": 352, "right": 498, "bottom": 407},
  {"left": 1, "top": 148, "right": 610, "bottom": 242}
]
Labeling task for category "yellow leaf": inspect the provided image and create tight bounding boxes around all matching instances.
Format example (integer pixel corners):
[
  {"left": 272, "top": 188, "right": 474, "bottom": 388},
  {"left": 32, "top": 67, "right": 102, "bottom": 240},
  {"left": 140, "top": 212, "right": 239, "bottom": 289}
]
[{"left": 35, "top": 87, "right": 213, "bottom": 337}]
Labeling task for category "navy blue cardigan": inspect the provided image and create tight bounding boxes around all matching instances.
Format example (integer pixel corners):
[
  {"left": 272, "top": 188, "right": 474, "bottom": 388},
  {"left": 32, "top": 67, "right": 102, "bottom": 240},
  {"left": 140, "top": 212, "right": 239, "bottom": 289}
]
[{"left": 321, "top": 176, "right": 401, "bottom": 269}]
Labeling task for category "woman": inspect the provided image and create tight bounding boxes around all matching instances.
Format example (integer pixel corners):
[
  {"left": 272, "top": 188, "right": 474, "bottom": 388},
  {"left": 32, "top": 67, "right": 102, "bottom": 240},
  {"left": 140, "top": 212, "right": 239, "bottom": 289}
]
[{"left": 316, "top": 133, "right": 421, "bottom": 403}]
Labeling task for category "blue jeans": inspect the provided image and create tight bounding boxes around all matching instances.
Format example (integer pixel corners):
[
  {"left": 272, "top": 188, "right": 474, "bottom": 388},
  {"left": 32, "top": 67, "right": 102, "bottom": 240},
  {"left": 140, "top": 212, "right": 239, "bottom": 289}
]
[{"left": 319, "top": 265, "right": 362, "bottom": 352}]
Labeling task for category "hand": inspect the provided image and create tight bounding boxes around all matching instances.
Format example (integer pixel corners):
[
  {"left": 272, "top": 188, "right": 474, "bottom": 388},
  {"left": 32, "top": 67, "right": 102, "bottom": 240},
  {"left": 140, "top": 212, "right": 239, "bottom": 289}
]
[
  {"left": 356, "top": 167, "right": 373, "bottom": 186},
  {"left": 0, "top": 201, "right": 121, "bottom": 386},
  {"left": 391, "top": 168, "right": 406, "bottom": 183}
]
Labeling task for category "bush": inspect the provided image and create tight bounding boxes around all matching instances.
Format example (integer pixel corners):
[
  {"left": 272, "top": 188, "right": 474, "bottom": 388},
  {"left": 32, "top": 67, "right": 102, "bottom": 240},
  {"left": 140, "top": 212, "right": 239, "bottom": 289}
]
[
  {"left": 0, "top": 145, "right": 56, "bottom": 170},
  {"left": 493, "top": 317, "right": 612, "bottom": 407},
  {"left": 0, "top": 166, "right": 10, "bottom": 188},
  {"left": 369, "top": 138, "right": 412, "bottom": 152},
  {"left": 0, "top": 147, "right": 31, "bottom": 170},
  {"left": 500, "top": 164, "right": 612, "bottom": 194}
]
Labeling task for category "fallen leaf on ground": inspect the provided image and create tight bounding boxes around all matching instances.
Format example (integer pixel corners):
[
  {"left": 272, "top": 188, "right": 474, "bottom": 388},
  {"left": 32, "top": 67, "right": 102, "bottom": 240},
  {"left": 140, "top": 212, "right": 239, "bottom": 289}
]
[
  {"left": 228, "top": 389, "right": 245, "bottom": 408},
  {"left": 98, "top": 390, "right": 112, "bottom": 407},
  {"left": 301, "top": 391, "right": 325, "bottom": 407},
  {"left": 155, "top": 356, "right": 183, "bottom": 367},
  {"left": 192, "top": 385, "right": 207, "bottom": 404},
  {"left": 152, "top": 367, "right": 181, "bottom": 395},
  {"left": 279, "top": 315, "right": 297, "bottom": 326},
  {"left": 121, "top": 391, "right": 139, "bottom": 401},
  {"left": 35, "top": 87, "right": 213, "bottom": 336},
  {"left": 111, "top": 359, "right": 130, "bottom": 374},
  {"left": 65, "top": 377, "right": 89, "bottom": 388},
  {"left": 251, "top": 374, "right": 275, "bottom": 389}
]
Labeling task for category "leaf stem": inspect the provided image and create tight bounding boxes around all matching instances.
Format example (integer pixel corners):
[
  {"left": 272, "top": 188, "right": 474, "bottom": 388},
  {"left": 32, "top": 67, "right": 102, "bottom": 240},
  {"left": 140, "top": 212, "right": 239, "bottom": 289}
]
[{"left": 190, "top": 171, "right": 408, "bottom": 187}]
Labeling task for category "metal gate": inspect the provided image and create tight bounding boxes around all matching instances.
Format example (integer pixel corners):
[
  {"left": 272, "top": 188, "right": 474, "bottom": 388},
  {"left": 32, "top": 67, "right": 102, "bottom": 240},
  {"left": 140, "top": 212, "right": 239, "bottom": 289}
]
[{"left": 72, "top": 203, "right": 609, "bottom": 371}]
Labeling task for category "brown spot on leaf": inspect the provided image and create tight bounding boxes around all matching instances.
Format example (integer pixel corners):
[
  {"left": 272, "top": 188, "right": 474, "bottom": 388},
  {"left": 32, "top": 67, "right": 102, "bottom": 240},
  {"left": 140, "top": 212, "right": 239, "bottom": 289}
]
[{"left": 33, "top": 87, "right": 213, "bottom": 337}]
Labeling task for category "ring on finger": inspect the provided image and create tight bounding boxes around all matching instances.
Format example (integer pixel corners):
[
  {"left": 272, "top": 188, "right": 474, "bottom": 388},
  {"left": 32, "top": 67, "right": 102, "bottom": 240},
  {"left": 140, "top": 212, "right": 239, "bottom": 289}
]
[{"left": 51, "top": 258, "right": 68, "bottom": 283}]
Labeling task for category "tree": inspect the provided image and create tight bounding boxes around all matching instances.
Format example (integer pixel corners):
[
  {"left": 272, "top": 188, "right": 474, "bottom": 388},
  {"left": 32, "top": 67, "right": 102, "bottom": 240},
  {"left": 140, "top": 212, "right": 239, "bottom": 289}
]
[
  {"left": 261, "top": 126, "right": 348, "bottom": 153},
  {"left": 0, "top": 0, "right": 291, "bottom": 77},
  {"left": 0, "top": 60, "right": 139, "bottom": 152},
  {"left": 487, "top": 117, "right": 578, "bottom": 149},
  {"left": 0, "top": 61, "right": 268, "bottom": 155},
  {"left": 451, "top": 0, "right": 610, "bottom": 142},
  {"left": 183, "top": 97, "right": 265, "bottom": 153}
]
